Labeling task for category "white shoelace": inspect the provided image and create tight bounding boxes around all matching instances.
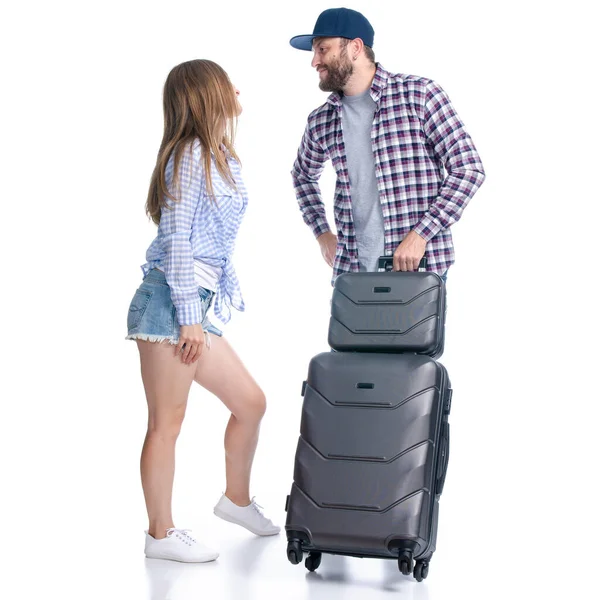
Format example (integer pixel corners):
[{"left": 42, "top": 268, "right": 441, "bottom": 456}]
[
  {"left": 250, "top": 497, "right": 266, "bottom": 517},
  {"left": 166, "top": 528, "right": 197, "bottom": 544}
]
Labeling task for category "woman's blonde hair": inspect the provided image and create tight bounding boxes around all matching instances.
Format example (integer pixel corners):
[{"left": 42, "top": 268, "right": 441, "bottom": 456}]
[{"left": 146, "top": 59, "right": 240, "bottom": 225}]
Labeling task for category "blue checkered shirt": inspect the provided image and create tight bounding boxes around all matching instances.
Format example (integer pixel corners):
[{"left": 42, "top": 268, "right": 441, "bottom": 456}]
[
  {"left": 292, "top": 63, "right": 486, "bottom": 281},
  {"left": 142, "top": 140, "right": 247, "bottom": 325}
]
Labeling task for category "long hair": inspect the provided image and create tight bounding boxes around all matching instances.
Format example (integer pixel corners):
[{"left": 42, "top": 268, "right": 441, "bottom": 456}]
[{"left": 146, "top": 59, "right": 240, "bottom": 225}]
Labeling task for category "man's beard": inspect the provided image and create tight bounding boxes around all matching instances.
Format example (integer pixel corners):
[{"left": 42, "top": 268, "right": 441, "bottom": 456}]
[{"left": 319, "top": 55, "right": 353, "bottom": 92}]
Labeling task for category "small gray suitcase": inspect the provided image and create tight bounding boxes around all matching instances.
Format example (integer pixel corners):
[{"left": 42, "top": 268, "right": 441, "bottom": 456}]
[
  {"left": 285, "top": 351, "right": 452, "bottom": 582},
  {"left": 328, "top": 256, "right": 446, "bottom": 358}
]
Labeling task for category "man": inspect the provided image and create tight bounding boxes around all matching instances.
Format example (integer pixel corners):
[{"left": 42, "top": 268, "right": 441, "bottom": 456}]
[{"left": 290, "top": 8, "right": 485, "bottom": 281}]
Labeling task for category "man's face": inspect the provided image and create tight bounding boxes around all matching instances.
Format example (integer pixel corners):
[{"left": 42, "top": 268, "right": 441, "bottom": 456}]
[{"left": 311, "top": 37, "right": 353, "bottom": 92}]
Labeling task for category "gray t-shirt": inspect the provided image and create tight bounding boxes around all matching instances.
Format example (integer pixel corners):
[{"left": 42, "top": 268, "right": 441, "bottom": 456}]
[{"left": 341, "top": 90, "right": 384, "bottom": 272}]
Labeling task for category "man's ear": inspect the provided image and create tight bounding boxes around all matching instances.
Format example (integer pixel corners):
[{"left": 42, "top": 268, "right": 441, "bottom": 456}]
[{"left": 352, "top": 38, "right": 365, "bottom": 59}]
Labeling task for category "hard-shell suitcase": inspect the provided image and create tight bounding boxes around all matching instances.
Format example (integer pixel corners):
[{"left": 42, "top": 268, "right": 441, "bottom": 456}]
[
  {"left": 285, "top": 351, "right": 452, "bottom": 582},
  {"left": 328, "top": 257, "right": 447, "bottom": 358}
]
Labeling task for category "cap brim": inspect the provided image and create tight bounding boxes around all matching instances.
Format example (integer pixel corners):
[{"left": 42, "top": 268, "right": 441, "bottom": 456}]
[{"left": 289, "top": 35, "right": 317, "bottom": 51}]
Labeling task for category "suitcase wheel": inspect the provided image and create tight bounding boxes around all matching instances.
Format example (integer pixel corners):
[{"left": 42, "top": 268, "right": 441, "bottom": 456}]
[
  {"left": 398, "top": 550, "right": 414, "bottom": 576},
  {"left": 305, "top": 552, "right": 322, "bottom": 572},
  {"left": 287, "top": 540, "right": 303, "bottom": 565},
  {"left": 413, "top": 560, "right": 430, "bottom": 582}
]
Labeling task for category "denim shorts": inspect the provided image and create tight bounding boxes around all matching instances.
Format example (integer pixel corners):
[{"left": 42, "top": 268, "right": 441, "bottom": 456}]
[{"left": 125, "top": 269, "right": 223, "bottom": 347}]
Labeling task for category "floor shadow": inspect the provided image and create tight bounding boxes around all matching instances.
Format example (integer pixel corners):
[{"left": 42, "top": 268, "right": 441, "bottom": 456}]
[
  {"left": 304, "top": 553, "right": 431, "bottom": 598},
  {"left": 223, "top": 534, "right": 280, "bottom": 576},
  {"left": 381, "top": 558, "right": 430, "bottom": 597},
  {"left": 144, "top": 556, "right": 219, "bottom": 600}
]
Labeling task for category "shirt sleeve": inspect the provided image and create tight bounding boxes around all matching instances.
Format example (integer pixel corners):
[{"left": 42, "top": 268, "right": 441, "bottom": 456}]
[
  {"left": 159, "top": 142, "right": 204, "bottom": 326},
  {"left": 291, "top": 121, "right": 331, "bottom": 238},
  {"left": 412, "top": 81, "right": 486, "bottom": 242}
]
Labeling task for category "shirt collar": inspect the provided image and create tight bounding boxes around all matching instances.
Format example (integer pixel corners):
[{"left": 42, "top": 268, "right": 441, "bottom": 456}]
[{"left": 326, "top": 63, "right": 390, "bottom": 108}]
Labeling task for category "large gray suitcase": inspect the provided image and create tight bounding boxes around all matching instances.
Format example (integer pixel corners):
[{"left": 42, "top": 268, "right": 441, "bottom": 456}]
[
  {"left": 328, "top": 257, "right": 446, "bottom": 358},
  {"left": 285, "top": 351, "right": 452, "bottom": 582}
]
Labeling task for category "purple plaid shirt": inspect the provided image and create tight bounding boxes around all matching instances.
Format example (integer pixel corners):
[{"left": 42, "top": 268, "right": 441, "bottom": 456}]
[{"left": 292, "top": 63, "right": 485, "bottom": 280}]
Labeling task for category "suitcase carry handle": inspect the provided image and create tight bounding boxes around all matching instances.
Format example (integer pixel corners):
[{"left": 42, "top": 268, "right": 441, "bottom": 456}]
[
  {"left": 435, "top": 420, "right": 450, "bottom": 495},
  {"left": 377, "top": 255, "right": 427, "bottom": 272}
]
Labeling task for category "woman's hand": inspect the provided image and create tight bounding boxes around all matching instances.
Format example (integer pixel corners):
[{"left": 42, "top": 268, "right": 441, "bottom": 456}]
[{"left": 175, "top": 324, "right": 205, "bottom": 364}]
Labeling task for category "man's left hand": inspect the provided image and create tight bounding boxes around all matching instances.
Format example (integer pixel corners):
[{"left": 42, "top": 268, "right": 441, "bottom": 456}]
[{"left": 392, "top": 231, "right": 427, "bottom": 271}]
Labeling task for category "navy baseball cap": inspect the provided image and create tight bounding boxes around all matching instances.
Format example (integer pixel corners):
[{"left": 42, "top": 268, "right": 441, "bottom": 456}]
[{"left": 290, "top": 7, "right": 374, "bottom": 51}]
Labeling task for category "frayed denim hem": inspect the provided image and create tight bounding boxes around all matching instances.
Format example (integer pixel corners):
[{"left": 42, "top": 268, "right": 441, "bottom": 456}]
[
  {"left": 125, "top": 334, "right": 178, "bottom": 345},
  {"left": 125, "top": 330, "right": 214, "bottom": 349}
]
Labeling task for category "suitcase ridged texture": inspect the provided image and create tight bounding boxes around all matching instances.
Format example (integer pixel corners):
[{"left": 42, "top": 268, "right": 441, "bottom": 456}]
[
  {"left": 285, "top": 352, "right": 450, "bottom": 559},
  {"left": 328, "top": 271, "right": 446, "bottom": 357}
]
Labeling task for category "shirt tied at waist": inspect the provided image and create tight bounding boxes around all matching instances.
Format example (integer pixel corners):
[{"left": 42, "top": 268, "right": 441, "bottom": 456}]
[{"left": 199, "top": 255, "right": 245, "bottom": 325}]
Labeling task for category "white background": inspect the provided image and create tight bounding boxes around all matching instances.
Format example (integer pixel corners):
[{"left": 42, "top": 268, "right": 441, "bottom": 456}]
[{"left": 1, "top": 0, "right": 598, "bottom": 598}]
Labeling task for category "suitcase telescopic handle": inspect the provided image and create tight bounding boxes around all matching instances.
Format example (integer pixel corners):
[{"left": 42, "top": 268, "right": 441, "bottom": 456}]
[{"left": 377, "top": 255, "right": 427, "bottom": 272}]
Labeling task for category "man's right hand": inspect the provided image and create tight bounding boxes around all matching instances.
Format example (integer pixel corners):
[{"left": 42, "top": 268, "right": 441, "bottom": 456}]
[{"left": 317, "top": 232, "right": 338, "bottom": 267}]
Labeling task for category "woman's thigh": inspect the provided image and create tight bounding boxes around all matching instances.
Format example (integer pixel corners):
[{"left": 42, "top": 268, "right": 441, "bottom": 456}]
[
  {"left": 193, "top": 335, "right": 265, "bottom": 420},
  {"left": 138, "top": 340, "right": 197, "bottom": 428}
]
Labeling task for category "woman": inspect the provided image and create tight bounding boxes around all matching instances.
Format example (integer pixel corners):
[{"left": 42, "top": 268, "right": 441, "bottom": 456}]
[{"left": 126, "top": 59, "right": 279, "bottom": 563}]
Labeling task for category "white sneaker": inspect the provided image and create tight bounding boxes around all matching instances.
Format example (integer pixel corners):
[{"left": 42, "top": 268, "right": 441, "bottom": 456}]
[
  {"left": 144, "top": 528, "right": 219, "bottom": 563},
  {"left": 213, "top": 494, "right": 281, "bottom": 536}
]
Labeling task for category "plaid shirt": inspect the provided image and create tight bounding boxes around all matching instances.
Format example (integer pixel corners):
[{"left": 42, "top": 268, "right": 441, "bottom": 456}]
[{"left": 292, "top": 63, "right": 485, "bottom": 280}]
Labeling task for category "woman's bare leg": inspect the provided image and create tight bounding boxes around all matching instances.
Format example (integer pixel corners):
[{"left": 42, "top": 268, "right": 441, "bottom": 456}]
[
  {"left": 193, "top": 335, "right": 266, "bottom": 506},
  {"left": 137, "top": 340, "right": 197, "bottom": 538}
]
